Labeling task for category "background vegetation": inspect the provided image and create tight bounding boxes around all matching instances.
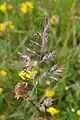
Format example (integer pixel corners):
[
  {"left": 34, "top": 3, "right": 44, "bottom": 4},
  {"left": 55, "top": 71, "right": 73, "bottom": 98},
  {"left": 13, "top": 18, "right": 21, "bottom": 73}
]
[{"left": 0, "top": 0, "right": 80, "bottom": 120}]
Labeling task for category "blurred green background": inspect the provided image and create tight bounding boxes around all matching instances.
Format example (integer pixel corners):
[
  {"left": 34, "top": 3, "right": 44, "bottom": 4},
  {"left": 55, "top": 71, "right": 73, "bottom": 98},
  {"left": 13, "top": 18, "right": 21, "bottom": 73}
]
[{"left": 0, "top": 0, "right": 80, "bottom": 120}]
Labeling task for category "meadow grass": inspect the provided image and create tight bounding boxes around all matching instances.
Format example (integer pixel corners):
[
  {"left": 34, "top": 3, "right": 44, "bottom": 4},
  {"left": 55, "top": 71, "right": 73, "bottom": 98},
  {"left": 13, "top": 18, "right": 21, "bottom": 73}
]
[{"left": 0, "top": 0, "right": 80, "bottom": 120}]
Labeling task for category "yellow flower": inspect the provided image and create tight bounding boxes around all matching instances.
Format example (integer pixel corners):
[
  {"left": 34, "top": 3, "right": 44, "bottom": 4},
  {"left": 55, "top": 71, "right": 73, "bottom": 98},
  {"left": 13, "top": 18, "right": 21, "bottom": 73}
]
[
  {"left": 19, "top": 70, "right": 26, "bottom": 80},
  {"left": 20, "top": 1, "right": 34, "bottom": 14},
  {"left": 0, "top": 3, "right": 7, "bottom": 12},
  {"left": 25, "top": 1, "right": 34, "bottom": 9},
  {"left": 0, "top": 21, "right": 14, "bottom": 31},
  {"left": 26, "top": 68, "right": 38, "bottom": 79},
  {"left": 45, "top": 89, "right": 55, "bottom": 97},
  {"left": 0, "top": 23, "right": 6, "bottom": 31},
  {"left": 9, "top": 21, "right": 14, "bottom": 29},
  {"left": 0, "top": 70, "right": 7, "bottom": 76},
  {"left": 19, "top": 68, "right": 38, "bottom": 80},
  {"left": 7, "top": 4, "right": 13, "bottom": 10},
  {"left": 46, "top": 107, "right": 60, "bottom": 116},
  {"left": 0, "top": 88, "right": 4, "bottom": 94},
  {"left": 20, "top": 3, "right": 28, "bottom": 14},
  {"left": 77, "top": 109, "right": 80, "bottom": 116}
]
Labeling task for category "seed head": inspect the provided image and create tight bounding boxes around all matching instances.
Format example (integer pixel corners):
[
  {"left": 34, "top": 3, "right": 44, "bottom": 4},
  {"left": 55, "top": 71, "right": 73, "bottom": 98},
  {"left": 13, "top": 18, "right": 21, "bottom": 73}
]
[{"left": 15, "top": 82, "right": 28, "bottom": 99}]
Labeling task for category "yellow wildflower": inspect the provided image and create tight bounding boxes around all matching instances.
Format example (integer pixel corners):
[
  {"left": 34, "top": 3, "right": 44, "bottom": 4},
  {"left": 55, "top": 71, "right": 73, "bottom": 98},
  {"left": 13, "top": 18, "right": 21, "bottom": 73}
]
[
  {"left": 0, "top": 21, "right": 14, "bottom": 31},
  {"left": 20, "top": 1, "right": 34, "bottom": 14},
  {"left": 19, "top": 68, "right": 38, "bottom": 80},
  {"left": 0, "top": 3, "right": 7, "bottom": 12},
  {"left": 19, "top": 70, "right": 26, "bottom": 80},
  {"left": 7, "top": 4, "right": 13, "bottom": 10},
  {"left": 77, "top": 109, "right": 80, "bottom": 116},
  {"left": 0, "top": 88, "right": 4, "bottom": 94},
  {"left": 9, "top": 21, "right": 14, "bottom": 29},
  {"left": 45, "top": 89, "right": 55, "bottom": 97},
  {"left": 0, "top": 70, "right": 7, "bottom": 76},
  {"left": 46, "top": 107, "right": 60, "bottom": 116},
  {"left": 26, "top": 1, "right": 34, "bottom": 9},
  {"left": 0, "top": 23, "right": 6, "bottom": 31},
  {"left": 26, "top": 68, "right": 38, "bottom": 79},
  {"left": 20, "top": 3, "right": 28, "bottom": 14}
]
